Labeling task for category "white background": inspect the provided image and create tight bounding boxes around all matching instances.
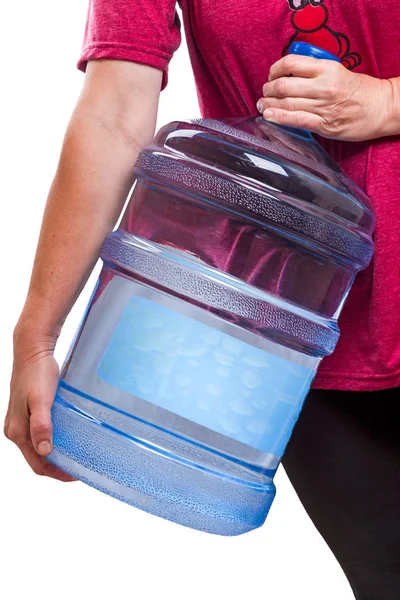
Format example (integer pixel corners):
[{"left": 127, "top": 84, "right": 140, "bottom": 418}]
[{"left": 1, "top": 2, "right": 353, "bottom": 599}]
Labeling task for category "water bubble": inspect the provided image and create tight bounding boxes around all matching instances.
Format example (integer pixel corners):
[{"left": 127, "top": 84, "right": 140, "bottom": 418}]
[
  {"left": 200, "top": 330, "right": 221, "bottom": 345},
  {"left": 177, "top": 345, "right": 208, "bottom": 358},
  {"left": 216, "top": 367, "right": 230, "bottom": 378},
  {"left": 175, "top": 375, "right": 192, "bottom": 387},
  {"left": 229, "top": 399, "right": 254, "bottom": 416},
  {"left": 136, "top": 377, "right": 154, "bottom": 396},
  {"left": 251, "top": 399, "right": 269, "bottom": 410},
  {"left": 246, "top": 419, "right": 266, "bottom": 435},
  {"left": 187, "top": 359, "right": 200, "bottom": 368},
  {"left": 154, "top": 355, "right": 174, "bottom": 375},
  {"left": 222, "top": 337, "right": 243, "bottom": 355},
  {"left": 214, "top": 351, "right": 234, "bottom": 367},
  {"left": 277, "top": 391, "right": 299, "bottom": 405},
  {"left": 218, "top": 416, "right": 242, "bottom": 435},
  {"left": 242, "top": 353, "right": 270, "bottom": 368},
  {"left": 132, "top": 337, "right": 156, "bottom": 352},
  {"left": 241, "top": 370, "right": 262, "bottom": 389},
  {"left": 207, "top": 383, "right": 222, "bottom": 397},
  {"left": 198, "top": 400, "right": 212, "bottom": 412}
]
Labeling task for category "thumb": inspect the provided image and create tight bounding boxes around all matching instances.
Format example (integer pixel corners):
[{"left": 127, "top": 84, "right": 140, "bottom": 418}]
[{"left": 29, "top": 361, "right": 59, "bottom": 456}]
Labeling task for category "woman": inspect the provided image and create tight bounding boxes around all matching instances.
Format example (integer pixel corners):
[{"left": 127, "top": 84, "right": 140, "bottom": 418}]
[{"left": 5, "top": 0, "right": 400, "bottom": 597}]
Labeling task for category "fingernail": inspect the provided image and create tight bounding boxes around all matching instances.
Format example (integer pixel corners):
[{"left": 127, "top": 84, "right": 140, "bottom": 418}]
[
  {"left": 263, "top": 109, "right": 274, "bottom": 120},
  {"left": 257, "top": 100, "right": 264, "bottom": 113},
  {"left": 38, "top": 441, "right": 52, "bottom": 455}
]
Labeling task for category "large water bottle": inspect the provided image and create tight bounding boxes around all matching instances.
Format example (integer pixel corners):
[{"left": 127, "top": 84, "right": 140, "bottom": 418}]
[{"left": 48, "top": 44, "right": 374, "bottom": 535}]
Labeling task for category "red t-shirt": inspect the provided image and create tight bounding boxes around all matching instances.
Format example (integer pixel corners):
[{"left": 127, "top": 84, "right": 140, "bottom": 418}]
[{"left": 78, "top": 0, "right": 400, "bottom": 392}]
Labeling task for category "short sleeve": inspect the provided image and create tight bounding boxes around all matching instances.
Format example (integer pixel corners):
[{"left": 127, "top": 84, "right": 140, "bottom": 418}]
[{"left": 77, "top": 0, "right": 181, "bottom": 89}]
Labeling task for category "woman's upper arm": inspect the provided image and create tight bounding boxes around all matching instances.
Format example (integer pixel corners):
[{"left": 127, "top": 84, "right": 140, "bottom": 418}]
[
  {"left": 70, "top": 0, "right": 181, "bottom": 144},
  {"left": 74, "top": 59, "right": 163, "bottom": 150}
]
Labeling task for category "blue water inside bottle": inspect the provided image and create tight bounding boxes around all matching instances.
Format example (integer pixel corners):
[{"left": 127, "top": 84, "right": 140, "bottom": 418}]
[{"left": 48, "top": 44, "right": 375, "bottom": 535}]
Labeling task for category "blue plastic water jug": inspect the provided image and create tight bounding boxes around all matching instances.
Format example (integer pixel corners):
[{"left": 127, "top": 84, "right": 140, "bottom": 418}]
[{"left": 48, "top": 44, "right": 374, "bottom": 535}]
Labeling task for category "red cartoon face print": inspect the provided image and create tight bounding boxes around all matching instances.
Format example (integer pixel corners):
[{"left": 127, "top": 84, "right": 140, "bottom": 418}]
[{"left": 284, "top": 0, "right": 362, "bottom": 69}]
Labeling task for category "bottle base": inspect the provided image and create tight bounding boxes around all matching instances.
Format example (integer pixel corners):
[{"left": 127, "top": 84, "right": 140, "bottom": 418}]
[{"left": 48, "top": 392, "right": 276, "bottom": 536}]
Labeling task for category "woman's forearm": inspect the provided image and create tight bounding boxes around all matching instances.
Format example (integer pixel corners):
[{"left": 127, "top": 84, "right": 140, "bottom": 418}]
[{"left": 14, "top": 61, "right": 162, "bottom": 355}]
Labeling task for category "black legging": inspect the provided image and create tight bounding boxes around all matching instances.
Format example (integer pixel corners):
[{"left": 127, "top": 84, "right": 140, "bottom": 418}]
[{"left": 282, "top": 387, "right": 400, "bottom": 600}]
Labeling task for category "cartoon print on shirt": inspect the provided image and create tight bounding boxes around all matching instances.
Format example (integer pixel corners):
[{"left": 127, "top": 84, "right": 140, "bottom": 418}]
[{"left": 283, "top": 0, "right": 362, "bottom": 69}]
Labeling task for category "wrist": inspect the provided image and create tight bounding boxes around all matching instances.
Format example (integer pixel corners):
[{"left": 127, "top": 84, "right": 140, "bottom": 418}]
[
  {"left": 13, "top": 324, "right": 57, "bottom": 368},
  {"left": 14, "top": 304, "right": 61, "bottom": 359},
  {"left": 14, "top": 319, "right": 57, "bottom": 348},
  {"left": 18, "top": 292, "right": 64, "bottom": 337},
  {"left": 13, "top": 333, "right": 56, "bottom": 373},
  {"left": 380, "top": 78, "right": 400, "bottom": 138}
]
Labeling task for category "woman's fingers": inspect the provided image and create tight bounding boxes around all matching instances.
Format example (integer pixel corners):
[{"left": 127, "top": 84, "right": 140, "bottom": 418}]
[
  {"left": 260, "top": 108, "right": 325, "bottom": 133},
  {"left": 19, "top": 435, "right": 76, "bottom": 482},
  {"left": 6, "top": 412, "right": 75, "bottom": 482},
  {"left": 263, "top": 76, "right": 327, "bottom": 100},
  {"left": 258, "top": 95, "right": 322, "bottom": 115},
  {"left": 268, "top": 55, "right": 325, "bottom": 82},
  {"left": 29, "top": 389, "right": 56, "bottom": 456}
]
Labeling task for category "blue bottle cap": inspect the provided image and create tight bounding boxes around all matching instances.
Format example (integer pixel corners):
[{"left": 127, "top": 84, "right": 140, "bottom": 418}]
[{"left": 288, "top": 41, "right": 341, "bottom": 62}]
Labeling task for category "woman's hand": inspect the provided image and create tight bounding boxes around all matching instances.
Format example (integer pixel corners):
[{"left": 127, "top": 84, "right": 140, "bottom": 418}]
[
  {"left": 4, "top": 329, "right": 75, "bottom": 482},
  {"left": 257, "top": 55, "right": 398, "bottom": 141}
]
